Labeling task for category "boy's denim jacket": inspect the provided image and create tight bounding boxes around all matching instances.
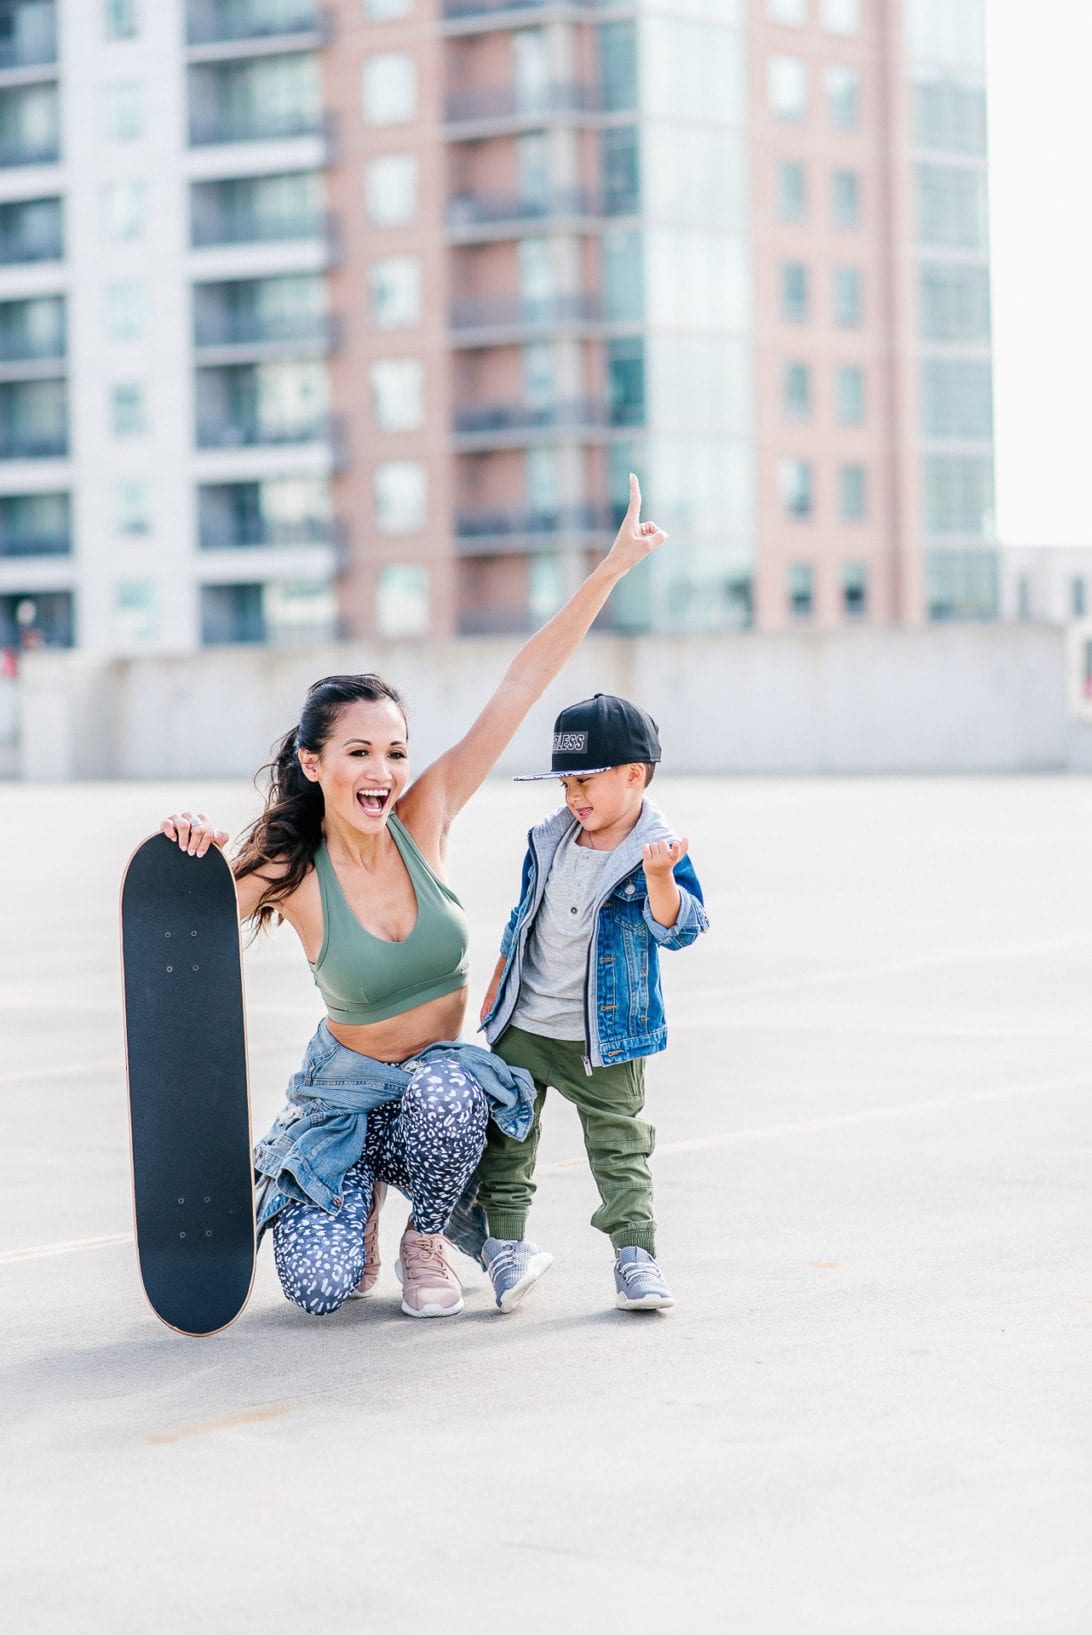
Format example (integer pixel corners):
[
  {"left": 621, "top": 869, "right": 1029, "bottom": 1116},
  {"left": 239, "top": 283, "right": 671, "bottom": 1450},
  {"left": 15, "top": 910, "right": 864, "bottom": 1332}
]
[
  {"left": 252, "top": 1022, "right": 535, "bottom": 1236},
  {"left": 481, "top": 798, "right": 709, "bottom": 1070}
]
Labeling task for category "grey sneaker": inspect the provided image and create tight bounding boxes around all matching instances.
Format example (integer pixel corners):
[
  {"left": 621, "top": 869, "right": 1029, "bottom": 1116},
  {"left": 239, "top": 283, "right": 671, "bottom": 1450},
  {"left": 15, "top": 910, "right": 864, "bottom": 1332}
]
[
  {"left": 482, "top": 1237, "right": 554, "bottom": 1313},
  {"left": 614, "top": 1246, "right": 674, "bottom": 1311}
]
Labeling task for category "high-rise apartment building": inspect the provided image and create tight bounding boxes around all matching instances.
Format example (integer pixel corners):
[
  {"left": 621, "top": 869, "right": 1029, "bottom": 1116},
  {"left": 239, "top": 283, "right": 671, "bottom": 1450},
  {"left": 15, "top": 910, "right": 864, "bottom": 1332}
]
[{"left": 0, "top": 0, "right": 994, "bottom": 652}]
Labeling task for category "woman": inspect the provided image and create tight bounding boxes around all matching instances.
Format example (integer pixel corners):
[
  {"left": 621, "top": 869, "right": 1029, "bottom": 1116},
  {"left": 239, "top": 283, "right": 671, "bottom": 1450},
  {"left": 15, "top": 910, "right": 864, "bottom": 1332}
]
[{"left": 163, "top": 477, "right": 667, "bottom": 1319}]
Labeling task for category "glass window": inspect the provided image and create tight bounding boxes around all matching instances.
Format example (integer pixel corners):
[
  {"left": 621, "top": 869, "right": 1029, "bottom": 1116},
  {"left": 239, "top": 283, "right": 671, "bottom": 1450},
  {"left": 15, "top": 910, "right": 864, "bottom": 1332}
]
[
  {"left": 0, "top": 196, "right": 63, "bottom": 264},
  {"left": 1072, "top": 578, "right": 1086, "bottom": 620},
  {"left": 788, "top": 562, "right": 814, "bottom": 617},
  {"left": 513, "top": 27, "right": 549, "bottom": 112},
  {"left": 529, "top": 554, "right": 565, "bottom": 623},
  {"left": 781, "top": 262, "right": 808, "bottom": 321},
  {"left": 599, "top": 20, "right": 638, "bottom": 113},
  {"left": 106, "top": 279, "right": 147, "bottom": 340},
  {"left": 370, "top": 358, "right": 423, "bottom": 431},
  {"left": 920, "top": 359, "right": 993, "bottom": 439},
  {"left": 923, "top": 456, "right": 995, "bottom": 536},
  {"left": 826, "top": 66, "right": 859, "bottom": 130},
  {"left": 833, "top": 266, "right": 862, "bottom": 326},
  {"left": 526, "top": 446, "right": 560, "bottom": 516},
  {"left": 783, "top": 362, "right": 811, "bottom": 421},
  {"left": 779, "top": 458, "right": 813, "bottom": 518},
  {"left": 840, "top": 464, "right": 867, "bottom": 520},
  {"left": 768, "top": 0, "right": 807, "bottom": 22},
  {"left": 778, "top": 160, "right": 807, "bottom": 221},
  {"left": 607, "top": 337, "right": 645, "bottom": 427},
  {"left": 200, "top": 583, "right": 265, "bottom": 646},
  {"left": 822, "top": 0, "right": 860, "bottom": 33},
  {"left": 602, "top": 227, "right": 643, "bottom": 323},
  {"left": 365, "top": 0, "right": 411, "bottom": 17},
  {"left": 114, "top": 581, "right": 157, "bottom": 644},
  {"left": 842, "top": 561, "right": 867, "bottom": 616},
  {"left": 769, "top": 56, "right": 808, "bottom": 120},
  {"left": 104, "top": 0, "right": 138, "bottom": 39},
  {"left": 602, "top": 126, "right": 640, "bottom": 216},
  {"left": 374, "top": 461, "right": 426, "bottom": 532},
  {"left": 263, "top": 580, "right": 337, "bottom": 646},
  {"left": 914, "top": 81, "right": 987, "bottom": 155},
  {"left": 377, "top": 564, "right": 428, "bottom": 636},
  {"left": 102, "top": 180, "right": 147, "bottom": 241},
  {"left": 362, "top": 53, "right": 417, "bottom": 125},
  {"left": 907, "top": 0, "right": 986, "bottom": 74},
  {"left": 925, "top": 548, "right": 998, "bottom": 620},
  {"left": 836, "top": 364, "right": 865, "bottom": 424},
  {"left": 111, "top": 382, "right": 145, "bottom": 436},
  {"left": 104, "top": 81, "right": 143, "bottom": 142},
  {"left": 916, "top": 163, "right": 987, "bottom": 250},
  {"left": 369, "top": 256, "right": 421, "bottom": 329},
  {"left": 365, "top": 154, "right": 418, "bottom": 225},
  {"left": 832, "top": 168, "right": 860, "bottom": 227},
  {"left": 116, "top": 480, "right": 150, "bottom": 536},
  {"left": 919, "top": 263, "right": 991, "bottom": 342},
  {"left": 521, "top": 342, "right": 554, "bottom": 411}
]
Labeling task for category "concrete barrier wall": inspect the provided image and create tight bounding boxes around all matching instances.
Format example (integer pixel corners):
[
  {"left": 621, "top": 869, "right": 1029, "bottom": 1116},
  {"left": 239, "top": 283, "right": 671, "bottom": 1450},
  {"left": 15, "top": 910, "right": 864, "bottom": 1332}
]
[{"left": 15, "top": 623, "right": 1092, "bottom": 780}]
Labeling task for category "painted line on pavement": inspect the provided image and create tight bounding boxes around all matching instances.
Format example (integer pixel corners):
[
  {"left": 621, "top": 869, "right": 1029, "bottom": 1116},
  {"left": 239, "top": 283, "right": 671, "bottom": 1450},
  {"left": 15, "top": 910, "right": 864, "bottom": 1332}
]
[
  {"left": 0, "top": 1233, "right": 132, "bottom": 1265},
  {"left": 147, "top": 1402, "right": 293, "bottom": 1444},
  {"left": 4, "top": 1071, "right": 1084, "bottom": 1265}
]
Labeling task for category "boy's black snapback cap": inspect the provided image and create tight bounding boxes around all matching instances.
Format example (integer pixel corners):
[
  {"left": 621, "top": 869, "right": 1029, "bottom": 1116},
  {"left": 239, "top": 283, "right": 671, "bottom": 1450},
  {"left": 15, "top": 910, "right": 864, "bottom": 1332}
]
[{"left": 514, "top": 693, "right": 662, "bottom": 781}]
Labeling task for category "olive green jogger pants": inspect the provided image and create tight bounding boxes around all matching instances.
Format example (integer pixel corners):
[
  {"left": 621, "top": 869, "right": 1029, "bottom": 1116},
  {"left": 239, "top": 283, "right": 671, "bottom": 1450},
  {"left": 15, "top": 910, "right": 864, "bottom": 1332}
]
[{"left": 474, "top": 1025, "right": 657, "bottom": 1255}]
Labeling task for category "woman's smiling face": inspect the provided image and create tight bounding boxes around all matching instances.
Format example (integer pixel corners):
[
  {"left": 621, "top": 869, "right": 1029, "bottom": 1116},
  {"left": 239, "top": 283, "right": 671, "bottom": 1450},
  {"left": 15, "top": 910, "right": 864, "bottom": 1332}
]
[{"left": 299, "top": 697, "right": 410, "bottom": 831}]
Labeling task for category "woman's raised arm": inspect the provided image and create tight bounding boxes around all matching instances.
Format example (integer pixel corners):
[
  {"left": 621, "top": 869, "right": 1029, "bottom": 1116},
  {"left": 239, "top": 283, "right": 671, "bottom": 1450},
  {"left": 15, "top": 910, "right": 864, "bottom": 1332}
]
[{"left": 402, "top": 475, "right": 668, "bottom": 840}]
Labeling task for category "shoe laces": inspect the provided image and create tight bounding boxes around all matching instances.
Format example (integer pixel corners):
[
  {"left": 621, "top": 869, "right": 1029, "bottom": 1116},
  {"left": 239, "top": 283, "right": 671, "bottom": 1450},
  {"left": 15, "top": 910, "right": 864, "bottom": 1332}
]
[
  {"left": 618, "top": 1255, "right": 660, "bottom": 1286},
  {"left": 403, "top": 1232, "right": 452, "bottom": 1278}
]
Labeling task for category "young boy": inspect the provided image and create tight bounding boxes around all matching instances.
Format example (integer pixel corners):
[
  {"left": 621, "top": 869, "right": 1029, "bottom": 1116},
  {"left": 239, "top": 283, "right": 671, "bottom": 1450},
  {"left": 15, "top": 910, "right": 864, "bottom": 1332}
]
[{"left": 475, "top": 692, "right": 708, "bottom": 1313}]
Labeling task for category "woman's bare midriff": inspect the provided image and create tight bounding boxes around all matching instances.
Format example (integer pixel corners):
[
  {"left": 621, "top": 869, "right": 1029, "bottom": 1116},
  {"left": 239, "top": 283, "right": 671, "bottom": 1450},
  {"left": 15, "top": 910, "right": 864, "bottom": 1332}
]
[{"left": 326, "top": 987, "right": 470, "bottom": 1064}]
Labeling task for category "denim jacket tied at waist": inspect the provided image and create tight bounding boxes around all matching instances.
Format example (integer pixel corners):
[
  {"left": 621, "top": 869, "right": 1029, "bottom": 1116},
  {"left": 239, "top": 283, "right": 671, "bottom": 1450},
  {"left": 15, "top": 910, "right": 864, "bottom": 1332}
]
[{"left": 253, "top": 1023, "right": 535, "bottom": 1236}]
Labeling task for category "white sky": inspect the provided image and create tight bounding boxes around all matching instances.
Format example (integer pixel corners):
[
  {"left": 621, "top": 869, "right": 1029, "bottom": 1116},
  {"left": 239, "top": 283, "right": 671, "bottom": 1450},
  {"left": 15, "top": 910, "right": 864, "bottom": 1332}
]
[{"left": 987, "top": 0, "right": 1092, "bottom": 546}]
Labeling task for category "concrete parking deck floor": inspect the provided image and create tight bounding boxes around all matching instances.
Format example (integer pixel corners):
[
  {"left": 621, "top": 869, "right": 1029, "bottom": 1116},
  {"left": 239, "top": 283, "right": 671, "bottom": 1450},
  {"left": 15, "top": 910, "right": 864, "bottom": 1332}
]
[{"left": 1, "top": 776, "right": 1089, "bottom": 1633}]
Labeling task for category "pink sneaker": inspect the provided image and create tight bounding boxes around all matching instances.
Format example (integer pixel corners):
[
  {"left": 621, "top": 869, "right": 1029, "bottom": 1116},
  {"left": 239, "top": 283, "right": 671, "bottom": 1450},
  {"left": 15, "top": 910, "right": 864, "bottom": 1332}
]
[
  {"left": 348, "top": 1181, "right": 386, "bottom": 1299},
  {"left": 395, "top": 1224, "right": 464, "bottom": 1318}
]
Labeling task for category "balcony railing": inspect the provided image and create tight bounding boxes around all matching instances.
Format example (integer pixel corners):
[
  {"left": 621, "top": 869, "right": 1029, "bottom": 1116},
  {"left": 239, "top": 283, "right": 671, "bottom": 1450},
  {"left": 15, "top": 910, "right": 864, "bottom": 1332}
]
[
  {"left": 0, "top": 134, "right": 60, "bottom": 169},
  {"left": 199, "top": 515, "right": 336, "bottom": 549},
  {"left": 445, "top": 0, "right": 594, "bottom": 15},
  {"left": 0, "top": 225, "right": 63, "bottom": 264},
  {"left": 447, "top": 187, "right": 597, "bottom": 231},
  {"left": 0, "top": 429, "right": 67, "bottom": 459},
  {"left": 190, "top": 207, "right": 330, "bottom": 248},
  {"left": 186, "top": 1, "right": 321, "bottom": 45},
  {"left": 445, "top": 81, "right": 600, "bottom": 126},
  {"left": 456, "top": 501, "right": 614, "bottom": 539},
  {"left": 0, "top": 529, "right": 69, "bottom": 557},
  {"left": 188, "top": 105, "right": 325, "bottom": 147},
  {"left": 194, "top": 311, "right": 338, "bottom": 350},
  {"left": 454, "top": 398, "right": 613, "bottom": 436},
  {"left": 196, "top": 412, "right": 335, "bottom": 449},
  {"left": 450, "top": 293, "right": 601, "bottom": 332},
  {"left": 0, "top": 331, "right": 65, "bottom": 365}
]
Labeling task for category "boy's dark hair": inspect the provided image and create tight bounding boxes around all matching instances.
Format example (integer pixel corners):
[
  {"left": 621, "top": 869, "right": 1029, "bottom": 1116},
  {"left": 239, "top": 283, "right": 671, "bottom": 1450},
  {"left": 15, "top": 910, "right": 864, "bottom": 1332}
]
[{"left": 642, "top": 763, "right": 656, "bottom": 787}]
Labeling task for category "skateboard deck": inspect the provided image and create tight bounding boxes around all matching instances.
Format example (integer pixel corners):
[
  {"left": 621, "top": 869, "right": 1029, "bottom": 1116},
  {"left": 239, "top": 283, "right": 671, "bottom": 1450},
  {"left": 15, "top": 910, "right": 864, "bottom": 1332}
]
[{"left": 120, "top": 833, "right": 255, "bottom": 1336}]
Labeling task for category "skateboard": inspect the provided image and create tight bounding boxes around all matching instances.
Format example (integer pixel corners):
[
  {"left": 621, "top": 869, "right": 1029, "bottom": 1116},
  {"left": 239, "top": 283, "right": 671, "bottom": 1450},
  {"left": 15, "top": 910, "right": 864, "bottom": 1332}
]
[{"left": 120, "top": 833, "right": 255, "bottom": 1336}]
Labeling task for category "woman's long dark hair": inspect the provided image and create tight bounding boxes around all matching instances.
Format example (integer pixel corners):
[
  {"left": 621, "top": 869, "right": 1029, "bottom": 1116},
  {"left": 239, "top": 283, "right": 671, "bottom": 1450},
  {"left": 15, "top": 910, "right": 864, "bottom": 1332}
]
[{"left": 234, "top": 673, "right": 407, "bottom": 932}]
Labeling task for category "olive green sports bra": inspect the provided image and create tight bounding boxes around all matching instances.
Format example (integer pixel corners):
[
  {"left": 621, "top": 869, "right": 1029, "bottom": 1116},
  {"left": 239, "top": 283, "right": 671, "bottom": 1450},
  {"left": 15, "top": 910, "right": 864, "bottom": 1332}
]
[{"left": 309, "top": 815, "right": 470, "bottom": 1026}]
